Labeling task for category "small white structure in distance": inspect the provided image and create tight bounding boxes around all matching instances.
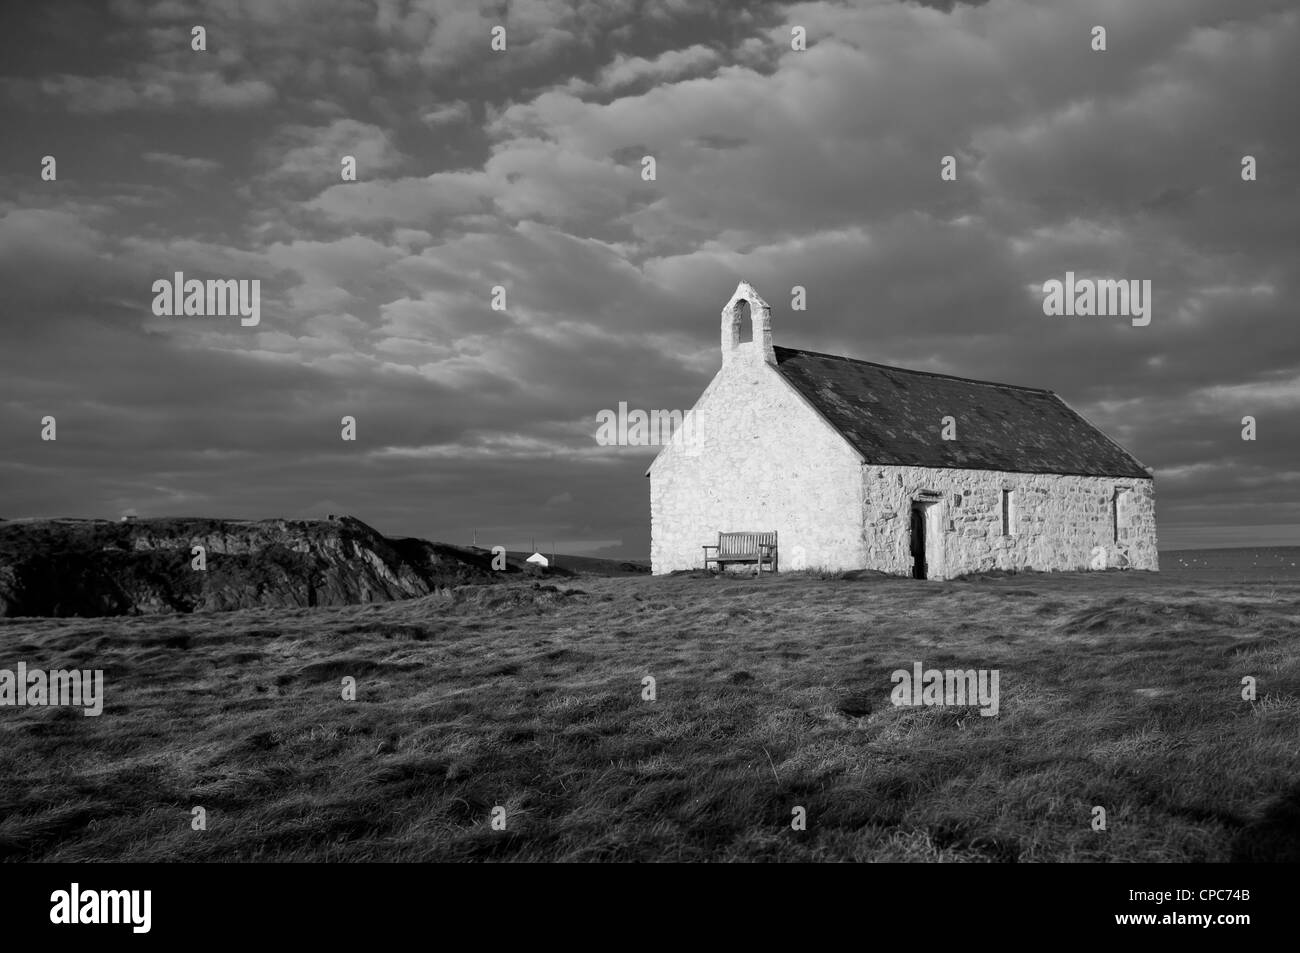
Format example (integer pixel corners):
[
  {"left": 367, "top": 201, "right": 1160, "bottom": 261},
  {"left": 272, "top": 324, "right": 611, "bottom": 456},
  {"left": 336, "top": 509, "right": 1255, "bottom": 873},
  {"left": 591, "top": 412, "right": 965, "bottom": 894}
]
[{"left": 526, "top": 552, "right": 550, "bottom": 568}]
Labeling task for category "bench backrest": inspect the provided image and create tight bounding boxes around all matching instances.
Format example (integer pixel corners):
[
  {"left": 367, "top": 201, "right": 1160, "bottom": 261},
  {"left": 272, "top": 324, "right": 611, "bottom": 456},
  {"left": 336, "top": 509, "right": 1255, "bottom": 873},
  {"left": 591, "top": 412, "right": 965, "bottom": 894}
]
[{"left": 718, "top": 531, "right": 777, "bottom": 556}]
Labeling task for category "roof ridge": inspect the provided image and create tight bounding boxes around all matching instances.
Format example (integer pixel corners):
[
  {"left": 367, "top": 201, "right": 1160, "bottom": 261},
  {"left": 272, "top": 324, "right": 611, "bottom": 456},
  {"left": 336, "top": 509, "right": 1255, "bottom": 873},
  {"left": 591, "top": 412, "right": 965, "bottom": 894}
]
[{"left": 773, "top": 345, "right": 1054, "bottom": 394}]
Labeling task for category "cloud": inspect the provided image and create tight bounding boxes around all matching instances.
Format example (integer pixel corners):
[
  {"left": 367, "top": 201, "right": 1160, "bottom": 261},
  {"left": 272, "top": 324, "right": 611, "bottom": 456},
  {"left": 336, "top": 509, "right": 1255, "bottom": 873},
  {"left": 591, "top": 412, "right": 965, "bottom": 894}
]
[
  {"left": 260, "top": 118, "right": 408, "bottom": 186},
  {"left": 420, "top": 100, "right": 471, "bottom": 125},
  {"left": 305, "top": 171, "right": 494, "bottom": 226},
  {"left": 574, "top": 44, "right": 721, "bottom": 94},
  {"left": 10, "top": 69, "right": 277, "bottom": 113},
  {"left": 142, "top": 152, "right": 223, "bottom": 174},
  {"left": 265, "top": 235, "right": 408, "bottom": 313}
]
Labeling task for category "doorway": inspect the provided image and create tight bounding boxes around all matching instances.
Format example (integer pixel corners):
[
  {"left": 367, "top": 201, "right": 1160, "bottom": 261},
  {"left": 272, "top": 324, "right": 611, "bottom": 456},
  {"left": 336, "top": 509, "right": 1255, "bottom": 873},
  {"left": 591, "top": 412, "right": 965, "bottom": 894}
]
[{"left": 910, "top": 504, "right": 927, "bottom": 579}]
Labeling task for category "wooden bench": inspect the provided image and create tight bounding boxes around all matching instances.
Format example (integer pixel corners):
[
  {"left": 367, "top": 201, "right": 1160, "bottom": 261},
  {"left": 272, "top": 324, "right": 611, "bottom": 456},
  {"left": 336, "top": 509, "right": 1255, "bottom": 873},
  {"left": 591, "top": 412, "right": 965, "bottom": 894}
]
[{"left": 703, "top": 531, "right": 778, "bottom": 574}]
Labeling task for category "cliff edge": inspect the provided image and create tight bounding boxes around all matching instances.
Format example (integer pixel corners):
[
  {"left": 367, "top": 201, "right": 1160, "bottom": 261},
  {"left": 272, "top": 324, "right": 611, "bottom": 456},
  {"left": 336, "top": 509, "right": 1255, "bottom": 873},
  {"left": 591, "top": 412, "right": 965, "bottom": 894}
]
[{"left": 0, "top": 515, "right": 509, "bottom": 617}]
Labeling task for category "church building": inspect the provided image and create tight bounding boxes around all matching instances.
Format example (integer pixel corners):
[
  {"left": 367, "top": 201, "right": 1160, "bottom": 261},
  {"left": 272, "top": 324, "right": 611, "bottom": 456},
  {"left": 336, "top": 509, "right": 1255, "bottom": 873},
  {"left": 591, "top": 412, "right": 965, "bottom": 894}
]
[{"left": 647, "top": 282, "right": 1158, "bottom": 579}]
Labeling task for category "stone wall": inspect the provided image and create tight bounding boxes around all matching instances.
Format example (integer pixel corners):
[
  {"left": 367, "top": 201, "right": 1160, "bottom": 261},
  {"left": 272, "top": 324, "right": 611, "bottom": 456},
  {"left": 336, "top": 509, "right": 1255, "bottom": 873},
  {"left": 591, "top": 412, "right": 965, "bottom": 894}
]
[
  {"left": 649, "top": 346, "right": 865, "bottom": 574},
  {"left": 859, "top": 464, "right": 1158, "bottom": 578}
]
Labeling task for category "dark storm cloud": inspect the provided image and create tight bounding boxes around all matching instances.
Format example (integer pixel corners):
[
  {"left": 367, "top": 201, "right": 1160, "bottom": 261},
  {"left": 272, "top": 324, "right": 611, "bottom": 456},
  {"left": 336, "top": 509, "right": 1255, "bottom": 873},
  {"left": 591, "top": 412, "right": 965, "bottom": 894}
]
[{"left": 0, "top": 0, "right": 1296, "bottom": 554}]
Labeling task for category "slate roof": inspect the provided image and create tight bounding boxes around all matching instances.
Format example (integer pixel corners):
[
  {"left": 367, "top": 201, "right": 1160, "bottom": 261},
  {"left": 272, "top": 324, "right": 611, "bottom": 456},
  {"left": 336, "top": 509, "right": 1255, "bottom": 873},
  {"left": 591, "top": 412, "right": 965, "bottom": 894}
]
[{"left": 772, "top": 346, "right": 1151, "bottom": 479}]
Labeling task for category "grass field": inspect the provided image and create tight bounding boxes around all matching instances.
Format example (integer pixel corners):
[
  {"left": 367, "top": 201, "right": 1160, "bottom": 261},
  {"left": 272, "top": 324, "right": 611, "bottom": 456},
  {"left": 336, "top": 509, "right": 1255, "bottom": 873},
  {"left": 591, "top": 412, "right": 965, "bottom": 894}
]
[{"left": 2, "top": 551, "right": 1299, "bottom": 862}]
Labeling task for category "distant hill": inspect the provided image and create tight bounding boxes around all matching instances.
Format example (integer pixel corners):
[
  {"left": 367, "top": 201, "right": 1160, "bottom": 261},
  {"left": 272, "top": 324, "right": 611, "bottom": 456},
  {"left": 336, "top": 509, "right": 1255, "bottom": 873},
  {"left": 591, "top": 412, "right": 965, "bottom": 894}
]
[{"left": 0, "top": 516, "right": 511, "bottom": 617}]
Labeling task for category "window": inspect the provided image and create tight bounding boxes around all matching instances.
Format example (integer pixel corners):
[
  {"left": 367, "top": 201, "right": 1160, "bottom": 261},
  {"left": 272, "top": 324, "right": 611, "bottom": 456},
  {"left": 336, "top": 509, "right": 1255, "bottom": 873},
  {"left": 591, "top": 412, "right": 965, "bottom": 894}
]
[
  {"left": 1113, "top": 487, "right": 1130, "bottom": 544},
  {"left": 1001, "top": 488, "right": 1015, "bottom": 536}
]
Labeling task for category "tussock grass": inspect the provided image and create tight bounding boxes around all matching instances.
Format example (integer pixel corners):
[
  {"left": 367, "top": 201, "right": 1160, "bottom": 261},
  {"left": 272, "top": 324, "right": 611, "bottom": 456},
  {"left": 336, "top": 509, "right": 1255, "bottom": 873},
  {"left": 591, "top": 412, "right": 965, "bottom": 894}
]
[{"left": 1, "top": 571, "right": 1298, "bottom": 861}]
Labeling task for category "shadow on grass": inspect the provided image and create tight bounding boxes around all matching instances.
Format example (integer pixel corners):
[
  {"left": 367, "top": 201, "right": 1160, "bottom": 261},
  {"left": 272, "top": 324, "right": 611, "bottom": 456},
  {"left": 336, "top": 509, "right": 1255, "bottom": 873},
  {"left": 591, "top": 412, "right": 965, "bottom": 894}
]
[{"left": 1231, "top": 783, "right": 1300, "bottom": 862}]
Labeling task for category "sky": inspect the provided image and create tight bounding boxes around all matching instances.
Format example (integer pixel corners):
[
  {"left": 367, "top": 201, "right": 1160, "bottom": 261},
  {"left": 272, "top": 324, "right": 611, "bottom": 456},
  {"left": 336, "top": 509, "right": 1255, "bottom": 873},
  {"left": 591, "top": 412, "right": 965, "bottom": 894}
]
[{"left": 0, "top": 0, "right": 1296, "bottom": 558}]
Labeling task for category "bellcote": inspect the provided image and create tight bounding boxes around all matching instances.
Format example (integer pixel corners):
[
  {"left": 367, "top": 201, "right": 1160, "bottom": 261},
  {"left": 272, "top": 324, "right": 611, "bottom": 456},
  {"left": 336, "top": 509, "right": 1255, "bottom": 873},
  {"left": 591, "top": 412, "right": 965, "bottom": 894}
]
[{"left": 720, "top": 281, "right": 775, "bottom": 366}]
